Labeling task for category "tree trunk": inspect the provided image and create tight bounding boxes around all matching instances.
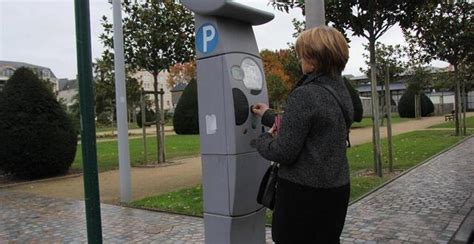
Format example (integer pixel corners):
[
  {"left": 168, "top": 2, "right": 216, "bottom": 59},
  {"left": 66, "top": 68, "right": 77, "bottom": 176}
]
[
  {"left": 462, "top": 82, "right": 467, "bottom": 136},
  {"left": 141, "top": 88, "right": 147, "bottom": 164},
  {"left": 159, "top": 88, "right": 165, "bottom": 162},
  {"left": 385, "top": 66, "right": 393, "bottom": 172},
  {"left": 454, "top": 66, "right": 461, "bottom": 136},
  {"left": 369, "top": 38, "right": 382, "bottom": 177},
  {"left": 153, "top": 71, "right": 162, "bottom": 164},
  {"left": 415, "top": 93, "right": 422, "bottom": 119}
]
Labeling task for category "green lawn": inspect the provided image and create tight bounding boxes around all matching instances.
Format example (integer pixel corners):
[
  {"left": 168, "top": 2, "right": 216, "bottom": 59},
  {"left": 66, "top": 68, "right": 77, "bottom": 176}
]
[
  {"left": 429, "top": 115, "right": 474, "bottom": 129},
  {"left": 72, "top": 135, "right": 200, "bottom": 172},
  {"left": 129, "top": 130, "right": 467, "bottom": 223},
  {"left": 95, "top": 123, "right": 140, "bottom": 133},
  {"left": 351, "top": 115, "right": 412, "bottom": 129}
]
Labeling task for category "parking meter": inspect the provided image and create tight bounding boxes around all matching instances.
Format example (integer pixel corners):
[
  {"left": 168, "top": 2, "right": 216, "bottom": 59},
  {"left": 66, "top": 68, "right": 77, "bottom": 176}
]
[{"left": 181, "top": 1, "right": 274, "bottom": 243}]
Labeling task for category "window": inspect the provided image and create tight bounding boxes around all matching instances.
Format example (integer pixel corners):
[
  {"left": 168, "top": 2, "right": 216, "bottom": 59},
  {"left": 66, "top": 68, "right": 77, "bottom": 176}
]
[
  {"left": 3, "top": 68, "right": 14, "bottom": 77},
  {"left": 42, "top": 70, "right": 50, "bottom": 79}
]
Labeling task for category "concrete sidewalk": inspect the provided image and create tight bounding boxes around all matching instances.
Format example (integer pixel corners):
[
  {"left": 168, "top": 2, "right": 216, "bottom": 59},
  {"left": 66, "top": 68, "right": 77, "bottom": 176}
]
[{"left": 1, "top": 136, "right": 473, "bottom": 243}]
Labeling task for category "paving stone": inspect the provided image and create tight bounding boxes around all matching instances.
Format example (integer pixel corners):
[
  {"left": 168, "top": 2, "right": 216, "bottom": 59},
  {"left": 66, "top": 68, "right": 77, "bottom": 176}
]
[{"left": 1, "top": 137, "right": 473, "bottom": 243}]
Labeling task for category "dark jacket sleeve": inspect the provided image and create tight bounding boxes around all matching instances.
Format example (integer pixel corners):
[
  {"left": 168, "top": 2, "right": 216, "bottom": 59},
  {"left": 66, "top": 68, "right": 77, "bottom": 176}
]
[
  {"left": 261, "top": 109, "right": 275, "bottom": 127},
  {"left": 256, "top": 87, "right": 315, "bottom": 165}
]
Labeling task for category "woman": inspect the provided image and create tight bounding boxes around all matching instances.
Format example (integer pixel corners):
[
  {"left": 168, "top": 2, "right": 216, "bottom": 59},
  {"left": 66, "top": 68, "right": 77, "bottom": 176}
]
[{"left": 252, "top": 26, "right": 354, "bottom": 243}]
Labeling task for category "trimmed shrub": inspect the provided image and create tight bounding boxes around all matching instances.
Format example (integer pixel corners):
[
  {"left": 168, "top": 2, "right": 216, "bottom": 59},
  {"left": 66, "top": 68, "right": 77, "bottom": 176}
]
[
  {"left": 136, "top": 108, "right": 157, "bottom": 128},
  {"left": 0, "top": 68, "right": 77, "bottom": 179},
  {"left": 97, "top": 111, "right": 113, "bottom": 126},
  {"left": 344, "top": 79, "right": 363, "bottom": 122},
  {"left": 173, "top": 79, "right": 199, "bottom": 134},
  {"left": 398, "top": 89, "right": 434, "bottom": 118}
]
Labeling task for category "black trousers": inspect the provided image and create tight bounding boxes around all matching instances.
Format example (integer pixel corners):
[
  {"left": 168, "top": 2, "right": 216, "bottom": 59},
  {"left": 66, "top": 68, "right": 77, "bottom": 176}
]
[{"left": 272, "top": 178, "right": 350, "bottom": 244}]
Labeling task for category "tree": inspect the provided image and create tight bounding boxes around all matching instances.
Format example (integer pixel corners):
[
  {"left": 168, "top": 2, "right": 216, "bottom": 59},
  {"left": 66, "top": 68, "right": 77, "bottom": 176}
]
[
  {"left": 261, "top": 49, "right": 291, "bottom": 109},
  {"left": 401, "top": 1, "right": 474, "bottom": 135},
  {"left": 93, "top": 52, "right": 141, "bottom": 125},
  {"left": 270, "top": 0, "right": 427, "bottom": 177},
  {"left": 0, "top": 68, "right": 77, "bottom": 179},
  {"left": 360, "top": 43, "right": 406, "bottom": 121},
  {"left": 173, "top": 79, "right": 199, "bottom": 135},
  {"left": 360, "top": 43, "right": 406, "bottom": 85},
  {"left": 167, "top": 61, "right": 196, "bottom": 89},
  {"left": 100, "top": 0, "right": 195, "bottom": 163}
]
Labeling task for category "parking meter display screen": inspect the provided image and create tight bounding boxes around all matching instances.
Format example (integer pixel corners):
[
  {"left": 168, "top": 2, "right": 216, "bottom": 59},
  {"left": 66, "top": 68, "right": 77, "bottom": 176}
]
[{"left": 241, "top": 58, "right": 263, "bottom": 91}]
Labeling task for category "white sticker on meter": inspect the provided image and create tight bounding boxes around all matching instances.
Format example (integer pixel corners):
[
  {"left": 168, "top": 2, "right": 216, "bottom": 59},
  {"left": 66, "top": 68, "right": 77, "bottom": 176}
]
[
  {"left": 241, "top": 58, "right": 263, "bottom": 90},
  {"left": 206, "top": 114, "right": 217, "bottom": 135}
]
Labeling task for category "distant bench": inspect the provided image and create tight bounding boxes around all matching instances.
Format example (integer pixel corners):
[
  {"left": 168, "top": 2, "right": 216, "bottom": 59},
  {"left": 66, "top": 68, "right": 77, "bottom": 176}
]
[{"left": 445, "top": 111, "right": 455, "bottom": 121}]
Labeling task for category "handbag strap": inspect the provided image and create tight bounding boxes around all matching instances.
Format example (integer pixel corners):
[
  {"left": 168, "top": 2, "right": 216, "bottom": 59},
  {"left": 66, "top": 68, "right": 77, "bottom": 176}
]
[{"left": 311, "top": 83, "right": 352, "bottom": 147}]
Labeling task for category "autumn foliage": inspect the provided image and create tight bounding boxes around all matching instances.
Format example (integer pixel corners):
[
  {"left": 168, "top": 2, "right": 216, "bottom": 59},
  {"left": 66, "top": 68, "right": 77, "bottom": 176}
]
[
  {"left": 261, "top": 49, "right": 300, "bottom": 109},
  {"left": 167, "top": 61, "right": 196, "bottom": 89}
]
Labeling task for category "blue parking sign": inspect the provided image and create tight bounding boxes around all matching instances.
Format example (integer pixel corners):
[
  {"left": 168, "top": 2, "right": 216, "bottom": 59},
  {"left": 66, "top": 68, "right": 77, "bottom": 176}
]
[{"left": 196, "top": 24, "right": 219, "bottom": 54}]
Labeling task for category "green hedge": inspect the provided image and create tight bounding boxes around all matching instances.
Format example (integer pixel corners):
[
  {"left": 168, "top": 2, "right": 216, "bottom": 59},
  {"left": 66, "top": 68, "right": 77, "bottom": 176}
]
[
  {"left": 173, "top": 79, "right": 199, "bottom": 134},
  {"left": 398, "top": 89, "right": 434, "bottom": 118},
  {"left": 0, "top": 68, "right": 77, "bottom": 179}
]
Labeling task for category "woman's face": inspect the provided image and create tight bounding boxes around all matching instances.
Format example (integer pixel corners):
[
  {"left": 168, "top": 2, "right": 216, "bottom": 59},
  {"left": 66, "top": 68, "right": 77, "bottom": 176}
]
[{"left": 301, "top": 58, "right": 315, "bottom": 74}]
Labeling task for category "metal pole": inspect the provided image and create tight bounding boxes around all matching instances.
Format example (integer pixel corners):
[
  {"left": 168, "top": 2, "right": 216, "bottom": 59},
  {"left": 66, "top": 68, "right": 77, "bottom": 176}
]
[
  {"left": 112, "top": 0, "right": 132, "bottom": 203},
  {"left": 73, "top": 0, "right": 103, "bottom": 242},
  {"left": 305, "top": 0, "right": 325, "bottom": 29},
  {"left": 141, "top": 88, "right": 147, "bottom": 164},
  {"left": 385, "top": 66, "right": 393, "bottom": 172},
  {"left": 159, "top": 88, "right": 166, "bottom": 162}
]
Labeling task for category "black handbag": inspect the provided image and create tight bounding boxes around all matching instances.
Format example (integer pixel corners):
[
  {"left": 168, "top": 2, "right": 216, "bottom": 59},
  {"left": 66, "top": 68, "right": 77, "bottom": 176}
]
[{"left": 257, "top": 162, "right": 279, "bottom": 210}]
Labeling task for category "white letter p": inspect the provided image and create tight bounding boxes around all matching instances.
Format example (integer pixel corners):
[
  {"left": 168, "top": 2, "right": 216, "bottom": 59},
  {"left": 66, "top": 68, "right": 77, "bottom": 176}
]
[{"left": 203, "top": 25, "right": 215, "bottom": 53}]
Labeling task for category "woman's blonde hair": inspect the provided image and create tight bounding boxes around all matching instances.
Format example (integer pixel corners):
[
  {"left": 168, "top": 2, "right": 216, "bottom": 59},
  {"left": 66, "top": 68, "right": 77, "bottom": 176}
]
[{"left": 295, "top": 26, "right": 349, "bottom": 79}]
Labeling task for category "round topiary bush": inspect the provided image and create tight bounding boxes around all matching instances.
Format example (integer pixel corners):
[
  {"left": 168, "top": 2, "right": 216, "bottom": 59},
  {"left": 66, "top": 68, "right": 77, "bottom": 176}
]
[
  {"left": 0, "top": 68, "right": 77, "bottom": 179},
  {"left": 398, "top": 89, "right": 434, "bottom": 118},
  {"left": 344, "top": 79, "right": 363, "bottom": 122},
  {"left": 136, "top": 108, "right": 156, "bottom": 128},
  {"left": 173, "top": 79, "right": 199, "bottom": 134}
]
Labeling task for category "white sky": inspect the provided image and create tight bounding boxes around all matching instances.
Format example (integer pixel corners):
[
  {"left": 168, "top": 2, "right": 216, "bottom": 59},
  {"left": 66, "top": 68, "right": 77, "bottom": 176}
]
[{"left": 0, "top": 0, "right": 448, "bottom": 80}]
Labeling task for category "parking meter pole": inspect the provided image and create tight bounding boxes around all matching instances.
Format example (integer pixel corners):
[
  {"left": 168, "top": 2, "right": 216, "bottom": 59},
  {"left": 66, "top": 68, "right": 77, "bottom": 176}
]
[
  {"left": 305, "top": 0, "right": 325, "bottom": 29},
  {"left": 112, "top": 0, "right": 132, "bottom": 203},
  {"left": 73, "top": 0, "right": 103, "bottom": 242},
  {"left": 182, "top": 1, "right": 274, "bottom": 243}
]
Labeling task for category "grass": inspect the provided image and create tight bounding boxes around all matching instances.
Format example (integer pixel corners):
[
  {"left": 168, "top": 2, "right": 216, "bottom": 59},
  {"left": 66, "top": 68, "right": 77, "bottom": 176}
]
[
  {"left": 429, "top": 115, "right": 474, "bottom": 129},
  {"left": 351, "top": 115, "right": 412, "bottom": 129},
  {"left": 129, "top": 130, "right": 468, "bottom": 223},
  {"left": 72, "top": 135, "right": 200, "bottom": 172},
  {"left": 130, "top": 185, "right": 204, "bottom": 216},
  {"left": 95, "top": 123, "right": 140, "bottom": 133}
]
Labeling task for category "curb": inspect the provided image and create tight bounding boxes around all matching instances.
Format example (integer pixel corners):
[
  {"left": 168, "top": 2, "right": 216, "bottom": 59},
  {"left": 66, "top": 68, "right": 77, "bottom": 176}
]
[
  {"left": 349, "top": 134, "right": 474, "bottom": 206},
  {"left": 125, "top": 204, "right": 204, "bottom": 219},
  {"left": 0, "top": 172, "right": 83, "bottom": 189}
]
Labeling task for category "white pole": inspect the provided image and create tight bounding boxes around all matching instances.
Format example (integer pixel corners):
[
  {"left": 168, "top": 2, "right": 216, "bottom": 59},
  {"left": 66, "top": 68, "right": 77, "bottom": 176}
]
[
  {"left": 305, "top": 0, "right": 325, "bottom": 29},
  {"left": 112, "top": 0, "right": 132, "bottom": 203}
]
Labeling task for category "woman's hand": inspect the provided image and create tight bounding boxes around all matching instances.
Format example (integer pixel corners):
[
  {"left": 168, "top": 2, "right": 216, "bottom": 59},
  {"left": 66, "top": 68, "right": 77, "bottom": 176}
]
[
  {"left": 267, "top": 123, "right": 277, "bottom": 137},
  {"left": 251, "top": 103, "right": 269, "bottom": 117}
]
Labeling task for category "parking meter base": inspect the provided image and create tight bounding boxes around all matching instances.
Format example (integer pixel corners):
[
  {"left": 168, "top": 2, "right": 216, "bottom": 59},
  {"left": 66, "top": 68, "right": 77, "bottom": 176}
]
[
  {"left": 203, "top": 208, "right": 266, "bottom": 244},
  {"left": 202, "top": 153, "right": 270, "bottom": 216}
]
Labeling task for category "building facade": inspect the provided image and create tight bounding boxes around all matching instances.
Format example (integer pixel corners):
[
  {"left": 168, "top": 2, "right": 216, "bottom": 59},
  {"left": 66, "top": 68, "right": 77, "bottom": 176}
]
[
  {"left": 132, "top": 70, "right": 173, "bottom": 111},
  {"left": 0, "top": 60, "right": 58, "bottom": 92}
]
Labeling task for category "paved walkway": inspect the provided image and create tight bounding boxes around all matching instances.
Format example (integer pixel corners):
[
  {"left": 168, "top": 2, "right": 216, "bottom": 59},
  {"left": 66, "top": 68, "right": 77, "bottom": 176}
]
[
  {"left": 1, "top": 136, "right": 473, "bottom": 243},
  {"left": 3, "top": 114, "right": 472, "bottom": 205}
]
